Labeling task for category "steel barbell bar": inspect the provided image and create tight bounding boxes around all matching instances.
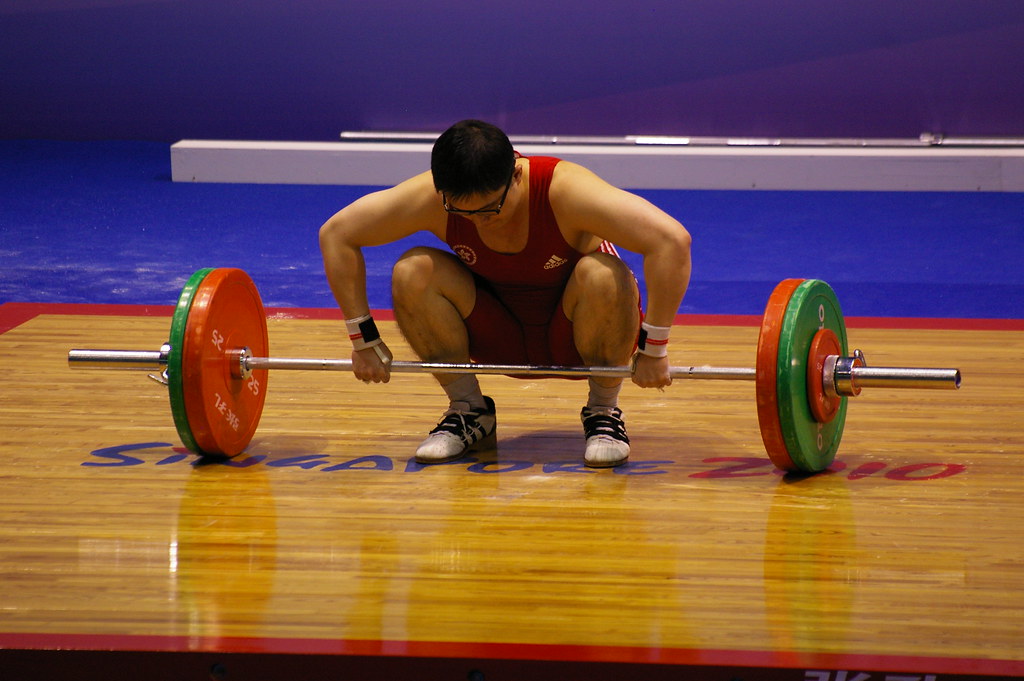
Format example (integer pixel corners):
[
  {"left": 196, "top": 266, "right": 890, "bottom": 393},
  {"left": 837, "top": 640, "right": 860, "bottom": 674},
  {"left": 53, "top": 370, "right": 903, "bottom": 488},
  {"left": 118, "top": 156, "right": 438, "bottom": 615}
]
[{"left": 68, "top": 346, "right": 961, "bottom": 397}]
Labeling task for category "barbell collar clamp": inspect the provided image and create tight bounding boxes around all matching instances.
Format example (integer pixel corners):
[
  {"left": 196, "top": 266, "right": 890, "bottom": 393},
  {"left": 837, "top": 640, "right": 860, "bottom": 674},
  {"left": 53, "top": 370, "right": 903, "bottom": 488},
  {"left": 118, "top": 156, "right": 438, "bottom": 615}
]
[
  {"left": 832, "top": 349, "right": 867, "bottom": 397},
  {"left": 228, "top": 347, "right": 253, "bottom": 381}
]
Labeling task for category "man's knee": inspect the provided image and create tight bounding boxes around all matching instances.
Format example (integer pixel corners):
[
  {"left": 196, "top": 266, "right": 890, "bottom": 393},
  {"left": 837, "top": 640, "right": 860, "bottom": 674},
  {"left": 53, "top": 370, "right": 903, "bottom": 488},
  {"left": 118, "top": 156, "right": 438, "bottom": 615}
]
[
  {"left": 392, "top": 247, "right": 449, "bottom": 298},
  {"left": 393, "top": 246, "right": 436, "bottom": 279},
  {"left": 571, "top": 252, "right": 638, "bottom": 306},
  {"left": 392, "top": 246, "right": 476, "bottom": 317}
]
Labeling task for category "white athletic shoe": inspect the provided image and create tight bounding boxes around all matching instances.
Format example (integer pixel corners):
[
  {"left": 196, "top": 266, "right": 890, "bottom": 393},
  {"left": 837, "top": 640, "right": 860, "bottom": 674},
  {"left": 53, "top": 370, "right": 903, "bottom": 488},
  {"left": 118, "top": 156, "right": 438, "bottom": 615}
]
[
  {"left": 415, "top": 396, "right": 497, "bottom": 464},
  {"left": 581, "top": 405, "right": 630, "bottom": 468}
]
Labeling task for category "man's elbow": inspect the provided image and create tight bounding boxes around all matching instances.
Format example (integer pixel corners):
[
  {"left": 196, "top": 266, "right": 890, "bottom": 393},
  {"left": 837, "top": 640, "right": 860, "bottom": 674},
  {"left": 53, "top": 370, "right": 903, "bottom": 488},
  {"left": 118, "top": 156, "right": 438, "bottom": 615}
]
[
  {"left": 670, "top": 221, "right": 692, "bottom": 260},
  {"left": 318, "top": 214, "right": 346, "bottom": 254}
]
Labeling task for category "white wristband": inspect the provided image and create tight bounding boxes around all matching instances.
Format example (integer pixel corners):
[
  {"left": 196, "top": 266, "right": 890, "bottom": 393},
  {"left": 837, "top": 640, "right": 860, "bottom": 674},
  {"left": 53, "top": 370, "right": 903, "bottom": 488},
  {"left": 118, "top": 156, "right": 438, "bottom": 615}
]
[
  {"left": 345, "top": 313, "right": 383, "bottom": 351},
  {"left": 637, "top": 321, "right": 670, "bottom": 358}
]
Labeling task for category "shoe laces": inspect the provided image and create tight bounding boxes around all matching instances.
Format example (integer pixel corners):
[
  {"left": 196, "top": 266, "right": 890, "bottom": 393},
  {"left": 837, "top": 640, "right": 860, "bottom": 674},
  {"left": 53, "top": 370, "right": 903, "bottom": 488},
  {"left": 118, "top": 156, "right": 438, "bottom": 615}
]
[
  {"left": 581, "top": 406, "right": 629, "bottom": 443},
  {"left": 430, "top": 402, "right": 489, "bottom": 444}
]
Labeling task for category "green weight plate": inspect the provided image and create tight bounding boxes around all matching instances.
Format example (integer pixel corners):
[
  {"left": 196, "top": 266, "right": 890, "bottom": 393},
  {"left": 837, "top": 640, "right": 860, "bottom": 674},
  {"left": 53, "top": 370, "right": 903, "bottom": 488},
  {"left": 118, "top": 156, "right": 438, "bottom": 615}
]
[
  {"left": 167, "top": 268, "right": 215, "bottom": 454},
  {"left": 776, "top": 279, "right": 849, "bottom": 473}
]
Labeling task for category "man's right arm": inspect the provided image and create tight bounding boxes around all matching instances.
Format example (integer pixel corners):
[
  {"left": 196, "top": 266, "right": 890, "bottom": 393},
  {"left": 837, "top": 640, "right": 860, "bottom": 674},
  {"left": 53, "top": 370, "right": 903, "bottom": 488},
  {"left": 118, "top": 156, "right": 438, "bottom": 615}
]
[{"left": 318, "top": 171, "right": 444, "bottom": 381}]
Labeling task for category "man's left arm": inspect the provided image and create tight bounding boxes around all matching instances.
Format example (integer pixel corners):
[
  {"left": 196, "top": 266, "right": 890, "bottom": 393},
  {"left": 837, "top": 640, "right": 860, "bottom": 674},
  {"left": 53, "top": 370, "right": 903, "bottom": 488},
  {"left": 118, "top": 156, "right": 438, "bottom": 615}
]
[{"left": 550, "top": 162, "right": 692, "bottom": 387}]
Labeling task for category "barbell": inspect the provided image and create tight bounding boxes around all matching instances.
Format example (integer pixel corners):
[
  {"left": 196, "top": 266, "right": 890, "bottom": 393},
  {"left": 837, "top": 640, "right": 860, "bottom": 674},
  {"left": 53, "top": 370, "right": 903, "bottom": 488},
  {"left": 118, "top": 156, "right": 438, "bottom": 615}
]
[{"left": 68, "top": 267, "right": 961, "bottom": 473}]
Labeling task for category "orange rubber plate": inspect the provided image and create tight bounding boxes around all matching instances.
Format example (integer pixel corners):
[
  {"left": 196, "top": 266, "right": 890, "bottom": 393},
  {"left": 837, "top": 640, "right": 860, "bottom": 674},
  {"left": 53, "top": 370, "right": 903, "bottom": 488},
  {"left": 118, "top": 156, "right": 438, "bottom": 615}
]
[
  {"left": 755, "top": 278, "right": 804, "bottom": 471},
  {"left": 180, "top": 268, "right": 269, "bottom": 456}
]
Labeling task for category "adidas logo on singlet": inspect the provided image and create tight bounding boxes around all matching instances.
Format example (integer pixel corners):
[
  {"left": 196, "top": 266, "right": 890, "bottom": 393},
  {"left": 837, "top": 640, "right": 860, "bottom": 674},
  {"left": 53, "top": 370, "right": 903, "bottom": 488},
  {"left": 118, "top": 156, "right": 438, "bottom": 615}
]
[{"left": 543, "top": 254, "right": 568, "bottom": 270}]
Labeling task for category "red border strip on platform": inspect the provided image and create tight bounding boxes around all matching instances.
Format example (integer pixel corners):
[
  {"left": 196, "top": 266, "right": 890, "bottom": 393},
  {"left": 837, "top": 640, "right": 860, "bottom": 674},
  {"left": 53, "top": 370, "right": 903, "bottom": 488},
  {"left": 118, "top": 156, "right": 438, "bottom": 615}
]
[
  {"left": 3, "top": 302, "right": 1023, "bottom": 335},
  {"left": 1, "top": 632, "right": 1021, "bottom": 677},
  {"left": 0, "top": 302, "right": 176, "bottom": 334}
]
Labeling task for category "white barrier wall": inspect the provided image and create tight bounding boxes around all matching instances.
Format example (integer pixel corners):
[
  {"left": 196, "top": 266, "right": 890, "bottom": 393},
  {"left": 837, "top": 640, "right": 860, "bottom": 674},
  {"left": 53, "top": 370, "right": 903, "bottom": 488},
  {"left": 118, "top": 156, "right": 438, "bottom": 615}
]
[{"left": 171, "top": 139, "right": 1024, "bottom": 191}]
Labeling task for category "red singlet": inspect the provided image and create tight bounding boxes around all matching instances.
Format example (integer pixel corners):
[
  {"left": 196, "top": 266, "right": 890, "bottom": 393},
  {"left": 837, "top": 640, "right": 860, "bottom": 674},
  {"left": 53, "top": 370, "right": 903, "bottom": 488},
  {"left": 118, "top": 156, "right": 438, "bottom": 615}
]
[{"left": 444, "top": 155, "right": 623, "bottom": 369}]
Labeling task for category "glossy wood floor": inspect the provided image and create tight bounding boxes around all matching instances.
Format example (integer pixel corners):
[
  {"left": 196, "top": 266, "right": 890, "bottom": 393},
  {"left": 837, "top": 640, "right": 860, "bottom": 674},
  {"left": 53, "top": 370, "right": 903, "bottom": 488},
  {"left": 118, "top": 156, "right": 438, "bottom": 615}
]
[{"left": 1, "top": 308, "right": 1022, "bottom": 679}]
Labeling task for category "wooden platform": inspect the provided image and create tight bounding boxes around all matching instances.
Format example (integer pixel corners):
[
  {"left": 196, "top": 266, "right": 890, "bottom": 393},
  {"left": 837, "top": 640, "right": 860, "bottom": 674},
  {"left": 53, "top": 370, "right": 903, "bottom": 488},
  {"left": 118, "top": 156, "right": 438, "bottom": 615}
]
[{"left": 1, "top": 304, "right": 1022, "bottom": 680}]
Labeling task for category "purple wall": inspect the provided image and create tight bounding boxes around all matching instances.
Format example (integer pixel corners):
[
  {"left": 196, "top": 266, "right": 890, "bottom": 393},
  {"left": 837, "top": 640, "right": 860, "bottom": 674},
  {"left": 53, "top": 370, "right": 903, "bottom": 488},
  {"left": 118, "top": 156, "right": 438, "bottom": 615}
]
[{"left": 2, "top": 0, "right": 1023, "bottom": 141}]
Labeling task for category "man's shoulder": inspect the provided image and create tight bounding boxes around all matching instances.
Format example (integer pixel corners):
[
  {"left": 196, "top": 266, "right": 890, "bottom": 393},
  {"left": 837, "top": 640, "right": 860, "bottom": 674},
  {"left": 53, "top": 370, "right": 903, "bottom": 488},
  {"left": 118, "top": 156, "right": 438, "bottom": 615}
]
[
  {"left": 548, "top": 160, "right": 611, "bottom": 204},
  {"left": 353, "top": 170, "right": 447, "bottom": 239}
]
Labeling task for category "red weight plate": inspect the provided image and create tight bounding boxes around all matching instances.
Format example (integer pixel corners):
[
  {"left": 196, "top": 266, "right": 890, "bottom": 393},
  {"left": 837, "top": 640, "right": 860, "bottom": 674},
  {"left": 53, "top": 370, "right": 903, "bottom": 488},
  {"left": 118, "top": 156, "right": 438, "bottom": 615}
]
[
  {"left": 755, "top": 278, "right": 805, "bottom": 471},
  {"left": 180, "top": 268, "right": 269, "bottom": 456},
  {"left": 806, "top": 328, "right": 841, "bottom": 423}
]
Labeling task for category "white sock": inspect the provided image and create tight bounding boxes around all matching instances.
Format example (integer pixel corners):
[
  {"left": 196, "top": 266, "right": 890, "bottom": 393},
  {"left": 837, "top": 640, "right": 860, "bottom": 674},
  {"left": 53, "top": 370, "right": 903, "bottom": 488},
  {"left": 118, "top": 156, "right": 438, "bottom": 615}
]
[
  {"left": 586, "top": 378, "right": 621, "bottom": 410},
  {"left": 443, "top": 374, "right": 486, "bottom": 410}
]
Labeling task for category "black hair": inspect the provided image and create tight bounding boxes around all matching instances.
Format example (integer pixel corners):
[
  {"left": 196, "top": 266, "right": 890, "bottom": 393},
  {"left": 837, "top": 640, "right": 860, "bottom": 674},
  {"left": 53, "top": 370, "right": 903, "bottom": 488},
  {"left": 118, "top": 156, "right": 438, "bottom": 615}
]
[{"left": 431, "top": 120, "right": 515, "bottom": 200}]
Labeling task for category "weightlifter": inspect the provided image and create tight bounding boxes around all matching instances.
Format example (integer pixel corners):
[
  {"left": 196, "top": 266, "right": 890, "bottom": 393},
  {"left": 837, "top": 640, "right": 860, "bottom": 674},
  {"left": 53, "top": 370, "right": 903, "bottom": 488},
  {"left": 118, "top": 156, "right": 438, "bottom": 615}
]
[{"left": 319, "top": 120, "right": 691, "bottom": 467}]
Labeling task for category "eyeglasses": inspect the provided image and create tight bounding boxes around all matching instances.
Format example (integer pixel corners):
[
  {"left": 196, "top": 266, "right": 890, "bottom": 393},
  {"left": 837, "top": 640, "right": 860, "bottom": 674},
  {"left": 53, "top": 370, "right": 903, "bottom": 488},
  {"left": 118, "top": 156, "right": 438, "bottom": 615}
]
[{"left": 442, "top": 171, "right": 514, "bottom": 216}]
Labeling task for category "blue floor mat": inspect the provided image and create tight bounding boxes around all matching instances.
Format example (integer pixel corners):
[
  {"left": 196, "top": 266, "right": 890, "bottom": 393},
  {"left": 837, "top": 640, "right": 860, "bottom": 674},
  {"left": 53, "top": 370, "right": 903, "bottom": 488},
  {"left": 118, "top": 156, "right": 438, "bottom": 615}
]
[{"left": 2, "top": 140, "right": 1022, "bottom": 318}]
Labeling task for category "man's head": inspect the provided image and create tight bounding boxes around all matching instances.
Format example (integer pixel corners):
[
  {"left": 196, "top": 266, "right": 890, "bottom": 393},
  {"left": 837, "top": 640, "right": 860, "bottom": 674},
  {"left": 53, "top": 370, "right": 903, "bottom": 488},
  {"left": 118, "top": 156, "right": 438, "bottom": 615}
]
[{"left": 431, "top": 120, "right": 516, "bottom": 202}]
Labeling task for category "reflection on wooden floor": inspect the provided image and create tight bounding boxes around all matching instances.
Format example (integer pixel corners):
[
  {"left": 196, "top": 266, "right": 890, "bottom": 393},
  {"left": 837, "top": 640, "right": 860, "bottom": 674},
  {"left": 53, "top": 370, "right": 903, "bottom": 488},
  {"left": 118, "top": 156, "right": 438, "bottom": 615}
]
[{"left": 1, "top": 309, "right": 1022, "bottom": 679}]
